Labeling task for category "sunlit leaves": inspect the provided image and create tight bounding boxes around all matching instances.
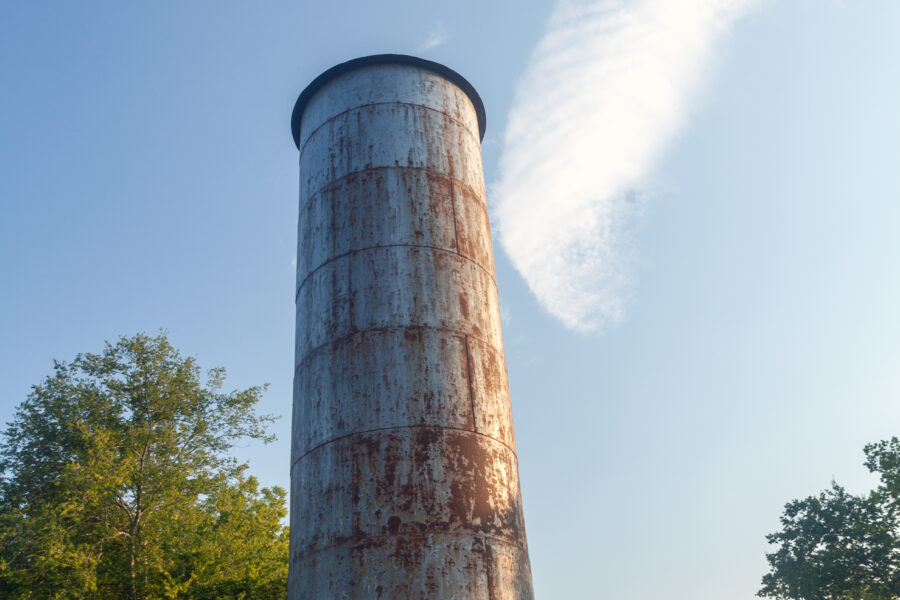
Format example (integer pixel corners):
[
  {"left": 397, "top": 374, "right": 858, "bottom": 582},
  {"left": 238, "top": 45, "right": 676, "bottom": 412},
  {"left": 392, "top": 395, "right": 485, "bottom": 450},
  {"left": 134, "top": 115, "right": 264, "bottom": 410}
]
[{"left": 0, "top": 332, "right": 287, "bottom": 599}]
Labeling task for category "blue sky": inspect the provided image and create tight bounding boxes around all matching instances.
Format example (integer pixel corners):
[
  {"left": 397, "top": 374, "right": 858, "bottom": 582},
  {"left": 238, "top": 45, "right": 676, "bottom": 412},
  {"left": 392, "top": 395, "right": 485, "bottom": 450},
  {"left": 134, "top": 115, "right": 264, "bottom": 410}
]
[{"left": 2, "top": 1, "right": 899, "bottom": 598}]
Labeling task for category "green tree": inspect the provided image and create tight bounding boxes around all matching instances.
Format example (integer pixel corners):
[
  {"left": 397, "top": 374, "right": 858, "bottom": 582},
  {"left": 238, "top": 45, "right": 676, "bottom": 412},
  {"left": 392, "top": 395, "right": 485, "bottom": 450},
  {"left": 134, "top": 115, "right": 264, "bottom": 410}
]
[
  {"left": 759, "top": 442, "right": 900, "bottom": 600},
  {"left": 0, "top": 332, "right": 288, "bottom": 599}
]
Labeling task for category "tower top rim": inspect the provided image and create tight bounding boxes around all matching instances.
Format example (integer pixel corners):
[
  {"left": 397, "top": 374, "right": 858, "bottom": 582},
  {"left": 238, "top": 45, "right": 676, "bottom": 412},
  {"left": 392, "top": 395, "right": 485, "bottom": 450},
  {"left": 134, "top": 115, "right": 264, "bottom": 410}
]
[{"left": 290, "top": 54, "right": 486, "bottom": 149}]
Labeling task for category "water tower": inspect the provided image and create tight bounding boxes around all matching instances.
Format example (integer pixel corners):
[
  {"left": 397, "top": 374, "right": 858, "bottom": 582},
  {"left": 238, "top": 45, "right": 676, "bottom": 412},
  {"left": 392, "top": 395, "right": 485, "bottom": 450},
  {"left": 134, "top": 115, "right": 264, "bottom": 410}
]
[{"left": 289, "top": 55, "right": 534, "bottom": 599}]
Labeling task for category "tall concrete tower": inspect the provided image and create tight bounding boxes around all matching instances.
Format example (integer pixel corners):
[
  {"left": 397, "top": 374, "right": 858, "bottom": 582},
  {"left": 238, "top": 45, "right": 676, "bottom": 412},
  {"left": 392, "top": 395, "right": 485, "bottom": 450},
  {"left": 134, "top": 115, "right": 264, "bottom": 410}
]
[{"left": 289, "top": 55, "right": 533, "bottom": 599}]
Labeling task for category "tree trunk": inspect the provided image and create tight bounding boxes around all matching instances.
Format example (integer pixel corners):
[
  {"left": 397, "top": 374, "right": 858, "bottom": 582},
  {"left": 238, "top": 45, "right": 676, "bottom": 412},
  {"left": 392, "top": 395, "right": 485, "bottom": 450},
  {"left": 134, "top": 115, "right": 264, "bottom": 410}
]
[{"left": 129, "top": 533, "right": 137, "bottom": 600}]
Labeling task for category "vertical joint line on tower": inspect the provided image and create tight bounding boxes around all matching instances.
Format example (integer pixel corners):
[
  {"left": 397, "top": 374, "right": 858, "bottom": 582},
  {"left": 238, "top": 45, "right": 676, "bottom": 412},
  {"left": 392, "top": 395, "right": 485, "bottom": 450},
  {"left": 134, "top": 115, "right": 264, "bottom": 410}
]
[
  {"left": 447, "top": 153, "right": 461, "bottom": 253},
  {"left": 464, "top": 335, "right": 477, "bottom": 433}
]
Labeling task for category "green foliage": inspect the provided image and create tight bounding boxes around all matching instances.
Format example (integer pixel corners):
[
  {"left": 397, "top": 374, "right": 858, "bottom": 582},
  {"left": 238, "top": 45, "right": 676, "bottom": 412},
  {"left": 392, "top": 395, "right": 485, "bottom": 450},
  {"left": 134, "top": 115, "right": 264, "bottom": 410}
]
[
  {"left": 0, "top": 332, "right": 288, "bottom": 599},
  {"left": 759, "top": 441, "right": 900, "bottom": 600}
]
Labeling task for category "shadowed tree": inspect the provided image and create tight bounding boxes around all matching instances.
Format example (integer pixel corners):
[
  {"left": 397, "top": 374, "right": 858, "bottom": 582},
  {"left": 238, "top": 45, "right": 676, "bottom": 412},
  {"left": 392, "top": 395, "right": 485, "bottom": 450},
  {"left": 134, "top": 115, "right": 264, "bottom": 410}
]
[
  {"left": 0, "top": 332, "right": 288, "bottom": 599},
  {"left": 759, "top": 442, "right": 900, "bottom": 600}
]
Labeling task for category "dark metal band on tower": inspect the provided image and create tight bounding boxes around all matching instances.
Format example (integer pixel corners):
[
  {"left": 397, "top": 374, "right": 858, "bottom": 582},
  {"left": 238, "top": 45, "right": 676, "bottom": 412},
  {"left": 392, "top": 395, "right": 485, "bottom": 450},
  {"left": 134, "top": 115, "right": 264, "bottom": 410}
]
[{"left": 289, "top": 55, "right": 534, "bottom": 599}]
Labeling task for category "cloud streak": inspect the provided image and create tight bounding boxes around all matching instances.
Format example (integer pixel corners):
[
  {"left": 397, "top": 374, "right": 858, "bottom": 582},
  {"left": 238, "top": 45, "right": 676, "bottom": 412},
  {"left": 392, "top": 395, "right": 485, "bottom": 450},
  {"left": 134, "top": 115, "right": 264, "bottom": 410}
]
[
  {"left": 418, "top": 22, "right": 448, "bottom": 52},
  {"left": 493, "top": 0, "right": 758, "bottom": 332}
]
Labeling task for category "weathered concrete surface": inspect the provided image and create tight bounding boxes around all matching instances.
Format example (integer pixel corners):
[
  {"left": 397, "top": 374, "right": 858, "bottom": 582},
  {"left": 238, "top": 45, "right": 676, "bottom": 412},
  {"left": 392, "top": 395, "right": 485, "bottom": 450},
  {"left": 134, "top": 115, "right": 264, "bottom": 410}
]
[{"left": 290, "top": 58, "right": 533, "bottom": 599}]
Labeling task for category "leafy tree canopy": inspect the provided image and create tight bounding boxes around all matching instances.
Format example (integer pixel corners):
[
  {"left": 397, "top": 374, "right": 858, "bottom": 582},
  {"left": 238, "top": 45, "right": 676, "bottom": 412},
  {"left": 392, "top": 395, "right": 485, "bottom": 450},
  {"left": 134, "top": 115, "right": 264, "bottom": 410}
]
[
  {"left": 0, "top": 332, "right": 288, "bottom": 600},
  {"left": 759, "top": 440, "right": 900, "bottom": 600}
]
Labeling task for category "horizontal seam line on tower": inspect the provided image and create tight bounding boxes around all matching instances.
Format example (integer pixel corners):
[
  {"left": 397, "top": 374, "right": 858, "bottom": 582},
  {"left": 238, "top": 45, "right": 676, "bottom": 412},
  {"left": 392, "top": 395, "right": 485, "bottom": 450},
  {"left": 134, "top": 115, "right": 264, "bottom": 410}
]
[
  {"left": 296, "top": 165, "right": 486, "bottom": 224},
  {"left": 291, "top": 531, "right": 528, "bottom": 564},
  {"left": 294, "top": 243, "right": 497, "bottom": 301},
  {"left": 297, "top": 101, "right": 481, "bottom": 160},
  {"left": 290, "top": 424, "right": 518, "bottom": 472},
  {"left": 293, "top": 325, "right": 503, "bottom": 373}
]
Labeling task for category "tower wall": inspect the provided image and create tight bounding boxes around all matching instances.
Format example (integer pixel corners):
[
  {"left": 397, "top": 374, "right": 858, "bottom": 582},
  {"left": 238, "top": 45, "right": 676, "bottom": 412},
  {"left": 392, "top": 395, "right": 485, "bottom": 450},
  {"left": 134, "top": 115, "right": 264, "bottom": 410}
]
[{"left": 289, "top": 56, "right": 533, "bottom": 599}]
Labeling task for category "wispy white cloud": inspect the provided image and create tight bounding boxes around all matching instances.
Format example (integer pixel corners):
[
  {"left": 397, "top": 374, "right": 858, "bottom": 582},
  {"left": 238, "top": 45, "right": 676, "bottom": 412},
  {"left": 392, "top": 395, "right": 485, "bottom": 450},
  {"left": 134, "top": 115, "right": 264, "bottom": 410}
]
[
  {"left": 500, "top": 302, "right": 513, "bottom": 326},
  {"left": 493, "top": 0, "right": 759, "bottom": 332},
  {"left": 418, "top": 22, "right": 448, "bottom": 52}
]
